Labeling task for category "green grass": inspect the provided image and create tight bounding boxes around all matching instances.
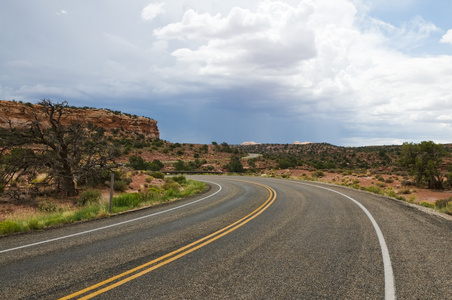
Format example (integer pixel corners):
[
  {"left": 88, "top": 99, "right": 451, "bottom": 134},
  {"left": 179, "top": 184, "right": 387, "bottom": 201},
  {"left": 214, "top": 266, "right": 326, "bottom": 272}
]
[
  {"left": 435, "top": 198, "right": 452, "bottom": 215},
  {"left": 0, "top": 179, "right": 206, "bottom": 236},
  {"left": 420, "top": 201, "right": 435, "bottom": 209},
  {"left": 0, "top": 220, "right": 24, "bottom": 234},
  {"left": 113, "top": 193, "right": 141, "bottom": 208}
]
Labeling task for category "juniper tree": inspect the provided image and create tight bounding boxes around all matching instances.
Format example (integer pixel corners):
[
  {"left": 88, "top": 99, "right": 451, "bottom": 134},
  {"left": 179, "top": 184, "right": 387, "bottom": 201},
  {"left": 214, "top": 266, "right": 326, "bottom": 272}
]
[
  {"left": 0, "top": 100, "right": 120, "bottom": 196},
  {"left": 399, "top": 141, "right": 447, "bottom": 189}
]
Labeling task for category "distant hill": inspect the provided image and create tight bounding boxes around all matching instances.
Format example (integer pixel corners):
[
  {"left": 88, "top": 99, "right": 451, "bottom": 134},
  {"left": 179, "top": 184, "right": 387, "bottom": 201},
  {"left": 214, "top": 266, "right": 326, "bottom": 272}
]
[{"left": 237, "top": 142, "right": 452, "bottom": 170}]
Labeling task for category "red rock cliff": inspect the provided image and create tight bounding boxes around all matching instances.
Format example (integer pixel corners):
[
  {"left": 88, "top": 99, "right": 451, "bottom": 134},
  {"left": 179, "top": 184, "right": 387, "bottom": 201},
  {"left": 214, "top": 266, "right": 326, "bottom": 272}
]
[{"left": 0, "top": 100, "right": 159, "bottom": 139}]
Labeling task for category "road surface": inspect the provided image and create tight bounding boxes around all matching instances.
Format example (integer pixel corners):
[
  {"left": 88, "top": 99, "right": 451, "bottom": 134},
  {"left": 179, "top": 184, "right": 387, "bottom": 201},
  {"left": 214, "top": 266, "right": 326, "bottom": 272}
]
[{"left": 0, "top": 175, "right": 451, "bottom": 299}]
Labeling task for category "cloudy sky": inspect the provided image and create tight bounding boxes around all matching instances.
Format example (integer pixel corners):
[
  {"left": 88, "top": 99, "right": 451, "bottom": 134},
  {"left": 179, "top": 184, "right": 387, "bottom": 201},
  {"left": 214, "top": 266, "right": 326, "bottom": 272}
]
[{"left": 1, "top": 0, "right": 452, "bottom": 146}]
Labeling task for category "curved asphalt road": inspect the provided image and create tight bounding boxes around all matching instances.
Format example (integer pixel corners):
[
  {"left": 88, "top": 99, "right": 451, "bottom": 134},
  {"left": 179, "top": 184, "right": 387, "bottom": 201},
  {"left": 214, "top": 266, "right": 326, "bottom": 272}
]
[{"left": 0, "top": 175, "right": 451, "bottom": 299}]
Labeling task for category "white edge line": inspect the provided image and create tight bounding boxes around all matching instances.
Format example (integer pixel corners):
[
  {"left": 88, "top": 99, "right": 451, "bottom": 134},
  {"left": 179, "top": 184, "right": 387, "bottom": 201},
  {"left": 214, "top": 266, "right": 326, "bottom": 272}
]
[
  {"left": 0, "top": 180, "right": 222, "bottom": 254},
  {"left": 296, "top": 181, "right": 396, "bottom": 300}
]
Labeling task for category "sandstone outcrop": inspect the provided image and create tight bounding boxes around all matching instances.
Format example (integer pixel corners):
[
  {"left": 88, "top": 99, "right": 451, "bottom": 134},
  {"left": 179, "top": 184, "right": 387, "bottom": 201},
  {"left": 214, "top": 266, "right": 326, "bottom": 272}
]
[
  {"left": 241, "top": 141, "right": 260, "bottom": 145},
  {"left": 0, "top": 100, "right": 159, "bottom": 139}
]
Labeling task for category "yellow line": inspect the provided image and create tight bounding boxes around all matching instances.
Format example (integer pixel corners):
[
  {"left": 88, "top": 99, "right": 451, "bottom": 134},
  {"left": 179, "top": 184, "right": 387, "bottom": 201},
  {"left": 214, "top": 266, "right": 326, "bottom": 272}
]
[{"left": 60, "top": 181, "right": 276, "bottom": 300}]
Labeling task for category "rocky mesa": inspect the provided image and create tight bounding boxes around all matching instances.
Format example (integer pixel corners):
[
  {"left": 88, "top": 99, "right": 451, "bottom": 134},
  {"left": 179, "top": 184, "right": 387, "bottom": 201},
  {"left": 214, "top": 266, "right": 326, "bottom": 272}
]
[{"left": 0, "top": 100, "right": 159, "bottom": 139}]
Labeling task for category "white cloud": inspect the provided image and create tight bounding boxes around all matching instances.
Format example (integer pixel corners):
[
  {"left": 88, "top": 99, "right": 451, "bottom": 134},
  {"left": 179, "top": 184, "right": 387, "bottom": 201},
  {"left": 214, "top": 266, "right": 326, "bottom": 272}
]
[
  {"left": 440, "top": 29, "right": 452, "bottom": 44},
  {"left": 155, "top": 1, "right": 317, "bottom": 76},
  {"left": 367, "top": 16, "right": 438, "bottom": 51},
  {"left": 437, "top": 115, "right": 452, "bottom": 121},
  {"left": 141, "top": 3, "right": 165, "bottom": 21},
  {"left": 360, "top": 0, "right": 418, "bottom": 10},
  {"left": 149, "top": 0, "right": 452, "bottom": 145},
  {"left": 56, "top": 10, "right": 68, "bottom": 16}
]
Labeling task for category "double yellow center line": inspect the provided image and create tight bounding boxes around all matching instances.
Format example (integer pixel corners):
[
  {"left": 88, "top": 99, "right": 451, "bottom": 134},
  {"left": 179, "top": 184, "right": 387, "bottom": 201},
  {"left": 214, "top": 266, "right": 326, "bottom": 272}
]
[{"left": 60, "top": 181, "right": 276, "bottom": 299}]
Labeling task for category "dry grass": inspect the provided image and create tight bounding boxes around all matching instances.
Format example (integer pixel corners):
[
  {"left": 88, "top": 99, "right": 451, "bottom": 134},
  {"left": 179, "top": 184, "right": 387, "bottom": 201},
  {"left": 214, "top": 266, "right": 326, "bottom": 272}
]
[
  {"left": 0, "top": 178, "right": 206, "bottom": 235},
  {"left": 274, "top": 169, "right": 452, "bottom": 204}
]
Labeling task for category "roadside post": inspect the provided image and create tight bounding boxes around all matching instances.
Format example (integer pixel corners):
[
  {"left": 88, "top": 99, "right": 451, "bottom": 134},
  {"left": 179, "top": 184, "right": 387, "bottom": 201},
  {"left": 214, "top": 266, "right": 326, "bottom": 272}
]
[{"left": 109, "top": 172, "right": 114, "bottom": 213}]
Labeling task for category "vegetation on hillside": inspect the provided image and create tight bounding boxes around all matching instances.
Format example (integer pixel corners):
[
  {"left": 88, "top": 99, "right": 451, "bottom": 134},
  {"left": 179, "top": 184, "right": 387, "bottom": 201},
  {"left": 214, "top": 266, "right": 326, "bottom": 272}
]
[
  {"left": 236, "top": 142, "right": 452, "bottom": 214},
  {"left": 239, "top": 142, "right": 452, "bottom": 176},
  {"left": 7, "top": 99, "right": 156, "bottom": 121},
  {"left": 1, "top": 99, "right": 451, "bottom": 226},
  {"left": 237, "top": 143, "right": 404, "bottom": 171}
]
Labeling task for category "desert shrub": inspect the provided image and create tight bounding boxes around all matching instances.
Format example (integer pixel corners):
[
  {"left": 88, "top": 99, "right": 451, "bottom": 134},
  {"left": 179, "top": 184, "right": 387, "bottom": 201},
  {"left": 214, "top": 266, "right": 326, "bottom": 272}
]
[
  {"left": 438, "top": 201, "right": 452, "bottom": 215},
  {"left": 362, "top": 186, "right": 382, "bottom": 195},
  {"left": 163, "top": 181, "right": 180, "bottom": 191},
  {"left": 145, "top": 176, "right": 154, "bottom": 183},
  {"left": 164, "top": 187, "right": 179, "bottom": 198},
  {"left": 398, "top": 188, "right": 412, "bottom": 195},
  {"left": 225, "top": 155, "right": 244, "bottom": 173},
  {"left": 405, "top": 195, "right": 417, "bottom": 203},
  {"left": 148, "top": 171, "right": 165, "bottom": 180},
  {"left": 281, "top": 171, "right": 291, "bottom": 178},
  {"left": 435, "top": 198, "right": 452, "bottom": 209},
  {"left": 164, "top": 177, "right": 174, "bottom": 183},
  {"left": 142, "top": 188, "right": 159, "bottom": 199},
  {"left": 385, "top": 178, "right": 394, "bottom": 184},
  {"left": 205, "top": 165, "right": 215, "bottom": 171},
  {"left": 312, "top": 170, "right": 325, "bottom": 178},
  {"left": 147, "top": 186, "right": 161, "bottom": 193},
  {"left": 77, "top": 190, "right": 102, "bottom": 206},
  {"left": 420, "top": 201, "right": 435, "bottom": 208},
  {"left": 402, "top": 180, "right": 415, "bottom": 186},
  {"left": 114, "top": 180, "right": 129, "bottom": 192},
  {"left": 38, "top": 200, "right": 61, "bottom": 212},
  {"left": 396, "top": 171, "right": 409, "bottom": 177},
  {"left": 112, "top": 168, "right": 132, "bottom": 182},
  {"left": 172, "top": 175, "right": 187, "bottom": 184},
  {"left": 123, "top": 176, "right": 133, "bottom": 185},
  {"left": 128, "top": 155, "right": 148, "bottom": 170},
  {"left": 384, "top": 187, "right": 398, "bottom": 199}
]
